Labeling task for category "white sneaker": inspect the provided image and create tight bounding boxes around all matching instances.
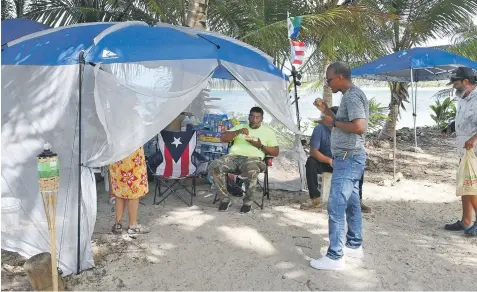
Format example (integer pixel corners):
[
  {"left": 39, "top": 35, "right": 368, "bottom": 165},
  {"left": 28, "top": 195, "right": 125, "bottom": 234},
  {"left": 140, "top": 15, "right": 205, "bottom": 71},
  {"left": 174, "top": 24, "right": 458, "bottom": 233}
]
[
  {"left": 344, "top": 246, "right": 364, "bottom": 259},
  {"left": 310, "top": 256, "right": 345, "bottom": 270}
]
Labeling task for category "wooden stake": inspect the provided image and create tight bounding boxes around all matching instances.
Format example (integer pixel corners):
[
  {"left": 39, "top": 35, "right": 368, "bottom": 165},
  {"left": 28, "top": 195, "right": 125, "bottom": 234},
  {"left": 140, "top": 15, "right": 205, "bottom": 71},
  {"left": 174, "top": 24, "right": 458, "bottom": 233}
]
[{"left": 24, "top": 252, "right": 65, "bottom": 291}]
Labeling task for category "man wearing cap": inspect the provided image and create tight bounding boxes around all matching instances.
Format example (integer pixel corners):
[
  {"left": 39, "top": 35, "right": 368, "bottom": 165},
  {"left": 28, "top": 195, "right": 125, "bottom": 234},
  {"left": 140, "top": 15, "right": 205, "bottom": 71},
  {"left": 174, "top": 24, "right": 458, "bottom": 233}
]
[{"left": 445, "top": 66, "right": 477, "bottom": 237}]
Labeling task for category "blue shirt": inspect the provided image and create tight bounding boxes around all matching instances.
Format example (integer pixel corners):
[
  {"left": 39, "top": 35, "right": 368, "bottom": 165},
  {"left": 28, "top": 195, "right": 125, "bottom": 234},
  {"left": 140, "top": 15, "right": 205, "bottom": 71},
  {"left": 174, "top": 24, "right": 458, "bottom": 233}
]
[{"left": 310, "top": 124, "right": 332, "bottom": 158}]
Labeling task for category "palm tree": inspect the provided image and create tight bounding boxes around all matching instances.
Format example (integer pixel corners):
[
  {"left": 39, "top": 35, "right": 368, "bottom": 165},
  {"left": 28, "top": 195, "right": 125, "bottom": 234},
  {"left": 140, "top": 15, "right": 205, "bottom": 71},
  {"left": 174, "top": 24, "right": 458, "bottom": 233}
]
[
  {"left": 2, "top": 0, "right": 28, "bottom": 19},
  {"left": 359, "top": 0, "right": 477, "bottom": 140},
  {"left": 186, "top": 0, "right": 208, "bottom": 28}
]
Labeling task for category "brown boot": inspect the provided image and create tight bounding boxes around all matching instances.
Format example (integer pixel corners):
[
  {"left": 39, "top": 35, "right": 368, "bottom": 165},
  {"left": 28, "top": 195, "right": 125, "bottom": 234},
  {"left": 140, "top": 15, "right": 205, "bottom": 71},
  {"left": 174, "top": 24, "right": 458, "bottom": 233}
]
[
  {"left": 300, "top": 198, "right": 322, "bottom": 210},
  {"left": 360, "top": 200, "right": 371, "bottom": 213}
]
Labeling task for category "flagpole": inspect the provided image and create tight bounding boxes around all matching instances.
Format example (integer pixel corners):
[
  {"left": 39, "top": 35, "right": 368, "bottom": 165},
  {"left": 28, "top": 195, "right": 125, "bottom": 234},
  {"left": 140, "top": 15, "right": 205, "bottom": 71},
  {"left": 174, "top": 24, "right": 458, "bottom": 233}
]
[{"left": 288, "top": 13, "right": 306, "bottom": 191}]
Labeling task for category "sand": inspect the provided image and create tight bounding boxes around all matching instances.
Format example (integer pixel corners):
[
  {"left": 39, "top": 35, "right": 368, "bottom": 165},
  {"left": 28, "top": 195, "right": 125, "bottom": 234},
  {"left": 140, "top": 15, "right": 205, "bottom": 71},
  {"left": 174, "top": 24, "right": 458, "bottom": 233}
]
[{"left": 2, "top": 127, "right": 477, "bottom": 291}]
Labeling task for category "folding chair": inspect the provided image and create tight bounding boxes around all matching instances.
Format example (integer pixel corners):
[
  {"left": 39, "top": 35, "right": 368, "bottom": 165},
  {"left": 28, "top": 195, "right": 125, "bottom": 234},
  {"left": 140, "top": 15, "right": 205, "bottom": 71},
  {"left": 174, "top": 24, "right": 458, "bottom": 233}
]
[
  {"left": 213, "top": 156, "right": 273, "bottom": 209},
  {"left": 151, "top": 129, "right": 199, "bottom": 207}
]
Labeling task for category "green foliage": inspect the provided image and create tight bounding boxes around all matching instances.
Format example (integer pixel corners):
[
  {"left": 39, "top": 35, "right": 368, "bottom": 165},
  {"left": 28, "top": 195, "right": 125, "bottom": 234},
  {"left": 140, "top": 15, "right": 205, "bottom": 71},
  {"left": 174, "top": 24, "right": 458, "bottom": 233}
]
[
  {"left": 446, "top": 23, "right": 477, "bottom": 61},
  {"left": 430, "top": 97, "right": 456, "bottom": 129},
  {"left": 368, "top": 97, "right": 389, "bottom": 133}
]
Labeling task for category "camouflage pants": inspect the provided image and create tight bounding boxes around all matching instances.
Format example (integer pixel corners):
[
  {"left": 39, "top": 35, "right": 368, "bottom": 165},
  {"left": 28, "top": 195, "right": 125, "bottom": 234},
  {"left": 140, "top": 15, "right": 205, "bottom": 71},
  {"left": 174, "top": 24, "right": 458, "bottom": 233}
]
[{"left": 208, "top": 155, "right": 266, "bottom": 206}]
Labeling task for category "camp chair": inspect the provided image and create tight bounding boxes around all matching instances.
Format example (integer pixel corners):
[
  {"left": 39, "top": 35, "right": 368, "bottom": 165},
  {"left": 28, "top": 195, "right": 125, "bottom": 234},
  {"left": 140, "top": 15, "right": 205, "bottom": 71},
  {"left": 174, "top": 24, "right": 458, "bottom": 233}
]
[
  {"left": 212, "top": 156, "right": 273, "bottom": 209},
  {"left": 151, "top": 129, "right": 199, "bottom": 207}
]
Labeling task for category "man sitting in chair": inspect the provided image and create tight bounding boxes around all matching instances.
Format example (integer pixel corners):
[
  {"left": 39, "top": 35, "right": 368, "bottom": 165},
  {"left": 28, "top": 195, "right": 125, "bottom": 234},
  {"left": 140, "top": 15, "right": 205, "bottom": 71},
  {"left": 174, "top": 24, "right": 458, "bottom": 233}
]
[{"left": 209, "top": 107, "right": 279, "bottom": 213}]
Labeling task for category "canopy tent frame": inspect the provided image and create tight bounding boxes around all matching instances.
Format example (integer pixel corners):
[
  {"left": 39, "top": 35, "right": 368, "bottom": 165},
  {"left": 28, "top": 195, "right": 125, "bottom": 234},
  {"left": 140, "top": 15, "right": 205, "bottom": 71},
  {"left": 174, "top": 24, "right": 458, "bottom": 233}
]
[{"left": 352, "top": 48, "right": 477, "bottom": 179}]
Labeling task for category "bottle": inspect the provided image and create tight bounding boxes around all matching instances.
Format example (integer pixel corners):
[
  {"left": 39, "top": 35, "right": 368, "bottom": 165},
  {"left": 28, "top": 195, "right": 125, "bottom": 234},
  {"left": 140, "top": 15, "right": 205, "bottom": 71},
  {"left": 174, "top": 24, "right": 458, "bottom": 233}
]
[{"left": 181, "top": 116, "right": 191, "bottom": 131}]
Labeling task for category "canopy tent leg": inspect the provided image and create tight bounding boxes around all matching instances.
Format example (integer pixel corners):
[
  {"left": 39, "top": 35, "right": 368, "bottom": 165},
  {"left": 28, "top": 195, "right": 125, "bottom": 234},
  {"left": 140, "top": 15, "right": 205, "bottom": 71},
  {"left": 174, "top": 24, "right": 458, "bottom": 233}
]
[
  {"left": 291, "top": 66, "right": 306, "bottom": 190},
  {"left": 77, "top": 51, "right": 85, "bottom": 274},
  {"left": 410, "top": 69, "right": 418, "bottom": 148},
  {"left": 392, "top": 103, "right": 396, "bottom": 180}
]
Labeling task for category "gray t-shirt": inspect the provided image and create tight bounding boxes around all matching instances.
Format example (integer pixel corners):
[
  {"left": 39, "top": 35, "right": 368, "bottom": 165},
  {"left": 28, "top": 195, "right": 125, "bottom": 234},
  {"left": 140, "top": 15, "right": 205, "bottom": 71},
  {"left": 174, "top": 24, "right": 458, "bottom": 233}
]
[{"left": 331, "top": 85, "right": 369, "bottom": 156}]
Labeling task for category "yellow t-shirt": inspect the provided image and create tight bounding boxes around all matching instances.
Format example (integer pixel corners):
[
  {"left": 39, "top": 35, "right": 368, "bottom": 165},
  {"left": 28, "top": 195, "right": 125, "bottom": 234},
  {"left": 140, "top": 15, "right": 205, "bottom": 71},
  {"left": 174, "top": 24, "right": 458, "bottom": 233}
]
[{"left": 228, "top": 124, "right": 278, "bottom": 159}]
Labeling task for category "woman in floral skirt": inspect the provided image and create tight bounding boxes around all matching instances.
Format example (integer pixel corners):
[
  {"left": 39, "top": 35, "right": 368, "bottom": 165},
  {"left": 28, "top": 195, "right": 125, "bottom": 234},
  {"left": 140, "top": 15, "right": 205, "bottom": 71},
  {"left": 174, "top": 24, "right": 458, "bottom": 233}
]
[{"left": 109, "top": 146, "right": 150, "bottom": 235}]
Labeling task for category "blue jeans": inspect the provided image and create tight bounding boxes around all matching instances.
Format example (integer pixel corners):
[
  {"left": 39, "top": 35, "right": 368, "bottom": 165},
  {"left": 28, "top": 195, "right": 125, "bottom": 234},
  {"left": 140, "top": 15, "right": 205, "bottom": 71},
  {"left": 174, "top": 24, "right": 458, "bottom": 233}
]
[{"left": 326, "top": 151, "right": 366, "bottom": 260}]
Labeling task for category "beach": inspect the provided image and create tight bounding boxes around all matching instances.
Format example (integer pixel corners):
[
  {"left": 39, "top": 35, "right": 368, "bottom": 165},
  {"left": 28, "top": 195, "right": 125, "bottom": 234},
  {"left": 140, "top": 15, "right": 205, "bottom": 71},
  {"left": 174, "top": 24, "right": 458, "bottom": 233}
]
[{"left": 2, "top": 127, "right": 476, "bottom": 291}]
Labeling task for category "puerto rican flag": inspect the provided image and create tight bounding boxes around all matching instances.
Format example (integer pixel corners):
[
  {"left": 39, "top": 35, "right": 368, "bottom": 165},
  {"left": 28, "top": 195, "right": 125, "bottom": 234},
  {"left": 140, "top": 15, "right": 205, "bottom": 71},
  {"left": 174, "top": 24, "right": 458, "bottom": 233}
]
[
  {"left": 157, "top": 130, "right": 197, "bottom": 178},
  {"left": 290, "top": 40, "right": 305, "bottom": 65}
]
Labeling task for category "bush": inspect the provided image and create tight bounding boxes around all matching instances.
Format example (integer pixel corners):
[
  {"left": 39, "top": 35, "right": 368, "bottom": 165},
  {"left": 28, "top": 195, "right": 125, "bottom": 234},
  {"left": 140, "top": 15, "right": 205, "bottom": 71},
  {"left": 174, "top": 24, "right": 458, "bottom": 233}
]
[
  {"left": 368, "top": 97, "right": 389, "bottom": 133},
  {"left": 430, "top": 97, "right": 456, "bottom": 129}
]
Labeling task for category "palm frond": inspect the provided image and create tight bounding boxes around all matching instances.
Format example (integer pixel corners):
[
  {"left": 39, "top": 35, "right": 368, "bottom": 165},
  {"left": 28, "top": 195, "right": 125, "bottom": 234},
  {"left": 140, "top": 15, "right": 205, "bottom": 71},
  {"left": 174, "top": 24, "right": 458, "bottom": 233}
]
[
  {"left": 1, "top": 0, "right": 15, "bottom": 19},
  {"left": 25, "top": 0, "right": 163, "bottom": 26},
  {"left": 446, "top": 22, "right": 477, "bottom": 60}
]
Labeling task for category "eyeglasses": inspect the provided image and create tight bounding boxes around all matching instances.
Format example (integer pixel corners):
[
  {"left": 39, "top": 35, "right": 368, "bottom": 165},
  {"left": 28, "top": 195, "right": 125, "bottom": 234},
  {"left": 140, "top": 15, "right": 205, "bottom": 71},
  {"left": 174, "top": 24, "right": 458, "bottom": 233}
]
[
  {"left": 249, "top": 115, "right": 262, "bottom": 120},
  {"left": 325, "top": 76, "right": 339, "bottom": 85}
]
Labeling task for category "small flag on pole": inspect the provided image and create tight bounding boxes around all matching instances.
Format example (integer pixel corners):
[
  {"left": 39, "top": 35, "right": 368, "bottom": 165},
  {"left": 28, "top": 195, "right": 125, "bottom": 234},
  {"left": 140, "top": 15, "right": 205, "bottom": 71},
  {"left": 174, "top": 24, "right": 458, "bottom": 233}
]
[
  {"left": 290, "top": 40, "right": 305, "bottom": 65},
  {"left": 287, "top": 16, "right": 302, "bottom": 39}
]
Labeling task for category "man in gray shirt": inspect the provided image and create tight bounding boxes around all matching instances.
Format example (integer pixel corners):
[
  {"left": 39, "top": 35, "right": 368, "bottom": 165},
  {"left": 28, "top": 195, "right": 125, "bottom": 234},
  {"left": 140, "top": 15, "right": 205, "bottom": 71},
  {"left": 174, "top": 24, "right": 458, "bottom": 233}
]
[{"left": 310, "top": 61, "right": 369, "bottom": 270}]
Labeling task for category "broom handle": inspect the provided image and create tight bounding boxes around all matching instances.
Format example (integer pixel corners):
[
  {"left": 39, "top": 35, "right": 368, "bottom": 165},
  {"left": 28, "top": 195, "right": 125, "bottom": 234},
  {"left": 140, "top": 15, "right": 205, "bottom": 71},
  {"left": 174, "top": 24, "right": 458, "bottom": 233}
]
[
  {"left": 50, "top": 226, "right": 58, "bottom": 291},
  {"left": 48, "top": 194, "right": 59, "bottom": 291}
]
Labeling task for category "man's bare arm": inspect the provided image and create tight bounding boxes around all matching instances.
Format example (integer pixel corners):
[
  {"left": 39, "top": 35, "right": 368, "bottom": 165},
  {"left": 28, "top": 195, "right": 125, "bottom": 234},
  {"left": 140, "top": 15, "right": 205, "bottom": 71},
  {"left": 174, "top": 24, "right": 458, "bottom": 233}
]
[
  {"left": 335, "top": 118, "right": 367, "bottom": 134},
  {"left": 310, "top": 148, "right": 332, "bottom": 165},
  {"left": 221, "top": 128, "right": 248, "bottom": 143},
  {"left": 264, "top": 146, "right": 279, "bottom": 157}
]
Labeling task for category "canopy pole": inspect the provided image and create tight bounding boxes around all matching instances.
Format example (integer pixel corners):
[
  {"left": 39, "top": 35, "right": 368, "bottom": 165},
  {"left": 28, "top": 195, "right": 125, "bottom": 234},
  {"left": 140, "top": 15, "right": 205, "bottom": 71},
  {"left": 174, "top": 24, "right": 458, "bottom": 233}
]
[
  {"left": 290, "top": 66, "right": 306, "bottom": 190},
  {"left": 410, "top": 69, "right": 417, "bottom": 148},
  {"left": 77, "top": 51, "right": 85, "bottom": 274},
  {"left": 291, "top": 66, "right": 301, "bottom": 131},
  {"left": 414, "top": 79, "right": 418, "bottom": 147},
  {"left": 393, "top": 103, "right": 397, "bottom": 180}
]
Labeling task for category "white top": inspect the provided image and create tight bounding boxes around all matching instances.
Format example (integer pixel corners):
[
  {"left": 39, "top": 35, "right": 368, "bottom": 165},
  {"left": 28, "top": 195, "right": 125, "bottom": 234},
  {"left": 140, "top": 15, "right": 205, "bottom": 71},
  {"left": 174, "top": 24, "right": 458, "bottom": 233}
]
[{"left": 455, "top": 87, "right": 477, "bottom": 156}]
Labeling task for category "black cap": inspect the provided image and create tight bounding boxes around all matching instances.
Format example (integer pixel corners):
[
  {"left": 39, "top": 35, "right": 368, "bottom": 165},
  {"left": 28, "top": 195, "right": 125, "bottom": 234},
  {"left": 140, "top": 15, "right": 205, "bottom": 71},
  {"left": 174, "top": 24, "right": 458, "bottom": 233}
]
[{"left": 447, "top": 67, "right": 477, "bottom": 85}]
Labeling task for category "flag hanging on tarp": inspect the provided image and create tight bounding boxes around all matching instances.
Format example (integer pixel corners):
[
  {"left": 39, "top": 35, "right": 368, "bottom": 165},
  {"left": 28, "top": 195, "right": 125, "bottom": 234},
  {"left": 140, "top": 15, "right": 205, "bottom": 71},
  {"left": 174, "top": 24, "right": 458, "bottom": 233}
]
[
  {"left": 290, "top": 40, "right": 305, "bottom": 65},
  {"left": 287, "top": 16, "right": 302, "bottom": 39}
]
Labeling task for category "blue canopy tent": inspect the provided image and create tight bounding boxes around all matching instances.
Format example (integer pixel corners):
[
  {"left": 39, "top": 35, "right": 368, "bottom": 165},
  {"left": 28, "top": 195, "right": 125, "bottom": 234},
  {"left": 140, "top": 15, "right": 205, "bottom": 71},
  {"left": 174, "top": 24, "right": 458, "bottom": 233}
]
[
  {"left": 352, "top": 47, "right": 477, "bottom": 177},
  {"left": 2, "top": 21, "right": 302, "bottom": 275},
  {"left": 1, "top": 18, "right": 49, "bottom": 46}
]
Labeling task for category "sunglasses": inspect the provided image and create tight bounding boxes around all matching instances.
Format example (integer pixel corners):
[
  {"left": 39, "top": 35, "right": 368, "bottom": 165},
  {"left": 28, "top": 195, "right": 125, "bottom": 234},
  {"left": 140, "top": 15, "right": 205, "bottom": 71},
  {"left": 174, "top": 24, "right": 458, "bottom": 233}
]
[{"left": 325, "top": 75, "right": 340, "bottom": 85}]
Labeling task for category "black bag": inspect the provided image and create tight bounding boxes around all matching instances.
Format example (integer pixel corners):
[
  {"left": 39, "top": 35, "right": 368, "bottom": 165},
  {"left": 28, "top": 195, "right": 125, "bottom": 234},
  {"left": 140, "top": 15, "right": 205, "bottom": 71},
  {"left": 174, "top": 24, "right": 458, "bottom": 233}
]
[
  {"left": 226, "top": 175, "right": 245, "bottom": 197},
  {"left": 145, "top": 151, "right": 163, "bottom": 181}
]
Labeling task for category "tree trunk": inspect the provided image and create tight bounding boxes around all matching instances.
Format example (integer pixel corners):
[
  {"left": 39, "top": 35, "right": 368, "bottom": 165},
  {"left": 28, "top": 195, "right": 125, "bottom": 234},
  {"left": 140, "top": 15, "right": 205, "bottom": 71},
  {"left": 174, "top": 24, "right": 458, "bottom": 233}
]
[
  {"left": 323, "top": 58, "right": 333, "bottom": 107},
  {"left": 323, "top": 84, "right": 333, "bottom": 107},
  {"left": 378, "top": 82, "right": 409, "bottom": 140},
  {"left": 186, "top": 0, "right": 209, "bottom": 29},
  {"left": 23, "top": 252, "right": 65, "bottom": 291}
]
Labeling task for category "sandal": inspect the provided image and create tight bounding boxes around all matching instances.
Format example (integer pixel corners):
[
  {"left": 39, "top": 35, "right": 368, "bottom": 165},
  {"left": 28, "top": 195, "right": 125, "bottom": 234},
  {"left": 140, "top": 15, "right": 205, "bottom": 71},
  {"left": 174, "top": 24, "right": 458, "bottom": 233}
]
[
  {"left": 444, "top": 220, "right": 465, "bottom": 231},
  {"left": 112, "top": 222, "right": 123, "bottom": 234}
]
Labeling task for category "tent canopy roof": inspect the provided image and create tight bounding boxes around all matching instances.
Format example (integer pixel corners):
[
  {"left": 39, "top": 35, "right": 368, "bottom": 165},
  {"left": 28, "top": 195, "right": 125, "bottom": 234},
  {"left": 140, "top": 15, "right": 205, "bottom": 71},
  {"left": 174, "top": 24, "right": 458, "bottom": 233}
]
[
  {"left": 1, "top": 21, "right": 285, "bottom": 80},
  {"left": 1, "top": 18, "right": 49, "bottom": 46},
  {"left": 352, "top": 48, "right": 477, "bottom": 82}
]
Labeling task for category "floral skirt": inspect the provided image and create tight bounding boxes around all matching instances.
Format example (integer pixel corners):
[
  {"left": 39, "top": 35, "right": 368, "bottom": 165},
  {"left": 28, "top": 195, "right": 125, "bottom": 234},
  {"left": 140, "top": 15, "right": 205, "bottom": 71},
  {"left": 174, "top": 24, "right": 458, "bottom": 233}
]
[{"left": 109, "top": 147, "right": 149, "bottom": 199}]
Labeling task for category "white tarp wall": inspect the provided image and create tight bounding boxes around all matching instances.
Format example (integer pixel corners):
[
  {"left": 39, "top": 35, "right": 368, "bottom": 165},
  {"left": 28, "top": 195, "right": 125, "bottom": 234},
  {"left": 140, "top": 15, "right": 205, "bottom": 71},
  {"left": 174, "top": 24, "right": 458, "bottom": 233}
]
[{"left": 1, "top": 65, "right": 96, "bottom": 274}]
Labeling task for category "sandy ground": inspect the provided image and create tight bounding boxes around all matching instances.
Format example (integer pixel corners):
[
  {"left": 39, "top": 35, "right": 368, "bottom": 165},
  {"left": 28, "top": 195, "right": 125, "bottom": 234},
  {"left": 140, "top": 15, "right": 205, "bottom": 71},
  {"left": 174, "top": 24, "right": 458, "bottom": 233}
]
[{"left": 2, "top": 127, "right": 477, "bottom": 291}]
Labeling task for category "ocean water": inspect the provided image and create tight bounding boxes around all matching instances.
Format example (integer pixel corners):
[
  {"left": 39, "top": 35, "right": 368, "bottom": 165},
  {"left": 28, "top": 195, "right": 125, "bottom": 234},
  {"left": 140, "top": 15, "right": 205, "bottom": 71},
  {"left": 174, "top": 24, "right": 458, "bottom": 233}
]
[{"left": 209, "top": 87, "right": 447, "bottom": 134}]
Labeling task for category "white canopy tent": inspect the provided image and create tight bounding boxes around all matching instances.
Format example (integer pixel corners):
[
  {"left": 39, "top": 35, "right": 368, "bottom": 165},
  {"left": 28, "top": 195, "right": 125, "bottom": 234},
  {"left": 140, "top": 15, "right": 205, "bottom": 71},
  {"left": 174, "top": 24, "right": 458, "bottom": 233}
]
[{"left": 1, "top": 21, "right": 306, "bottom": 275}]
